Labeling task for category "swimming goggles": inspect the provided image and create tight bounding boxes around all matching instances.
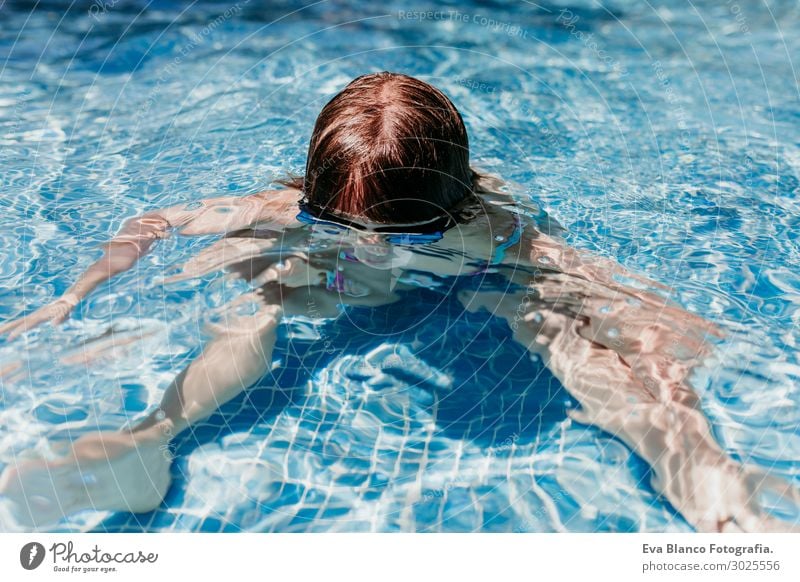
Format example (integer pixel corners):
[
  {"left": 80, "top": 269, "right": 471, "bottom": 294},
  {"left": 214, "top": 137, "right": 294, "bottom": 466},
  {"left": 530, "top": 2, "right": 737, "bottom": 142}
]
[{"left": 296, "top": 202, "right": 457, "bottom": 245}]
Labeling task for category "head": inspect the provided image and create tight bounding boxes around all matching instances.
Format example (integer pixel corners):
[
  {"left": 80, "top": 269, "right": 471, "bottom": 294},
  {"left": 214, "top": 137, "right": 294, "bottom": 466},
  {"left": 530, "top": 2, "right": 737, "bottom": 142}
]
[{"left": 295, "top": 72, "right": 475, "bottom": 226}]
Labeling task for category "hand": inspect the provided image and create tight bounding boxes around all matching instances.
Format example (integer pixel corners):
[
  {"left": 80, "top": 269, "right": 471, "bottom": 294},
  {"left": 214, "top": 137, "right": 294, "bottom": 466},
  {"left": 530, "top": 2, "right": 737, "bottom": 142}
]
[
  {"left": 664, "top": 457, "right": 800, "bottom": 533},
  {"left": 0, "top": 293, "right": 79, "bottom": 340},
  {"left": 251, "top": 254, "right": 329, "bottom": 289}
]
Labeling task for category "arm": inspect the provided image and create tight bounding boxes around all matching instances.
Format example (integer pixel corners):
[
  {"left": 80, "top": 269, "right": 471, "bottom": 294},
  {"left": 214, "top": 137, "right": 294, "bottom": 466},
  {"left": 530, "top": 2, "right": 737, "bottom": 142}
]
[
  {"left": 462, "top": 230, "right": 798, "bottom": 532},
  {"left": 0, "top": 189, "right": 299, "bottom": 339},
  {"left": 66, "top": 212, "right": 173, "bottom": 304},
  {"left": 0, "top": 289, "right": 284, "bottom": 525},
  {"left": 132, "top": 290, "right": 284, "bottom": 436},
  {"left": 0, "top": 211, "right": 175, "bottom": 340}
]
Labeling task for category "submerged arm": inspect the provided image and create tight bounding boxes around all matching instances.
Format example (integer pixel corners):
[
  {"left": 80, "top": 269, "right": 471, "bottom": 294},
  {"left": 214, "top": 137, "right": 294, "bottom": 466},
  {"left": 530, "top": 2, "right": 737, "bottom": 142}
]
[
  {"left": 66, "top": 212, "right": 173, "bottom": 305},
  {"left": 0, "top": 189, "right": 299, "bottom": 339},
  {"left": 0, "top": 289, "right": 284, "bottom": 525},
  {"left": 462, "top": 228, "right": 797, "bottom": 532},
  {"left": 0, "top": 211, "right": 178, "bottom": 340},
  {"left": 133, "top": 290, "right": 284, "bottom": 437}
]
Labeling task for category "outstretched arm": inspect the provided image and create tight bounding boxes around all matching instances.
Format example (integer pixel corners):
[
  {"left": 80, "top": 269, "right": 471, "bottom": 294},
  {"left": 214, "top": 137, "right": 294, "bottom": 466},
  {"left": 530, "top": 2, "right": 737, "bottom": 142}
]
[
  {"left": 0, "top": 211, "right": 173, "bottom": 340},
  {"left": 461, "top": 229, "right": 798, "bottom": 532},
  {"left": 133, "top": 291, "right": 284, "bottom": 437},
  {"left": 0, "top": 189, "right": 299, "bottom": 339},
  {"left": 0, "top": 288, "right": 284, "bottom": 527}
]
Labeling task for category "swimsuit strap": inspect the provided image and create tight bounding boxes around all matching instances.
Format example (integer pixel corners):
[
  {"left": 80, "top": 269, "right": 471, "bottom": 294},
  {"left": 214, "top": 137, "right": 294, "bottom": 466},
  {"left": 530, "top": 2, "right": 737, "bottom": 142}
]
[
  {"left": 469, "top": 214, "right": 524, "bottom": 277},
  {"left": 490, "top": 213, "right": 523, "bottom": 265},
  {"left": 326, "top": 269, "right": 346, "bottom": 293}
]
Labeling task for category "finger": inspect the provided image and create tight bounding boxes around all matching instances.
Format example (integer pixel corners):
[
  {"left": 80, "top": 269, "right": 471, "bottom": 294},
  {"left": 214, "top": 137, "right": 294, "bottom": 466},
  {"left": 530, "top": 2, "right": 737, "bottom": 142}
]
[
  {"left": 260, "top": 264, "right": 285, "bottom": 285},
  {"left": 252, "top": 259, "right": 295, "bottom": 286},
  {"left": 263, "top": 257, "right": 314, "bottom": 287},
  {"left": 52, "top": 311, "right": 70, "bottom": 325},
  {"left": 50, "top": 302, "right": 73, "bottom": 325}
]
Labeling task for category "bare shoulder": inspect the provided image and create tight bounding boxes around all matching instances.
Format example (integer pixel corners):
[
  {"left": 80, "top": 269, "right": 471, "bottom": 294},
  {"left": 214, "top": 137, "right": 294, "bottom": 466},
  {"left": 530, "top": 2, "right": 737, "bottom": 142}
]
[
  {"left": 250, "top": 188, "right": 304, "bottom": 225},
  {"left": 164, "top": 188, "right": 302, "bottom": 236}
]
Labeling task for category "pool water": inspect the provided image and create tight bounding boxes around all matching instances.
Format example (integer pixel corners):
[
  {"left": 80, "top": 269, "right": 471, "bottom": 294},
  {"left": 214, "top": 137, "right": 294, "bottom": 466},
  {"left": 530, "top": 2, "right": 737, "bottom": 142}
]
[{"left": 1, "top": 0, "right": 798, "bottom": 532}]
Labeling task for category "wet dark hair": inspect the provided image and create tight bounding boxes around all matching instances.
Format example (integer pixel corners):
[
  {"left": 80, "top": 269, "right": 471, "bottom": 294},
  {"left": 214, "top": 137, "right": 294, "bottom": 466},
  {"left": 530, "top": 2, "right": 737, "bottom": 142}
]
[{"left": 284, "top": 72, "right": 477, "bottom": 225}]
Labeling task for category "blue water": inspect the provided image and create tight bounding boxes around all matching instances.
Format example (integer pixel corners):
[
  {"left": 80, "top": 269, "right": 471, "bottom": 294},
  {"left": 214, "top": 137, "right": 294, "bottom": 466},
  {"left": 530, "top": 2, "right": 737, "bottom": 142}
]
[{"left": 1, "top": 0, "right": 799, "bottom": 532}]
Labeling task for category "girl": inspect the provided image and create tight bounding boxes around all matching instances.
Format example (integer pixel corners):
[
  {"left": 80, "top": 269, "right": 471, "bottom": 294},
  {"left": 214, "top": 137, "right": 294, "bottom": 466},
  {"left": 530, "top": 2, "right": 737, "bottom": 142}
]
[{"left": 0, "top": 72, "right": 795, "bottom": 532}]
